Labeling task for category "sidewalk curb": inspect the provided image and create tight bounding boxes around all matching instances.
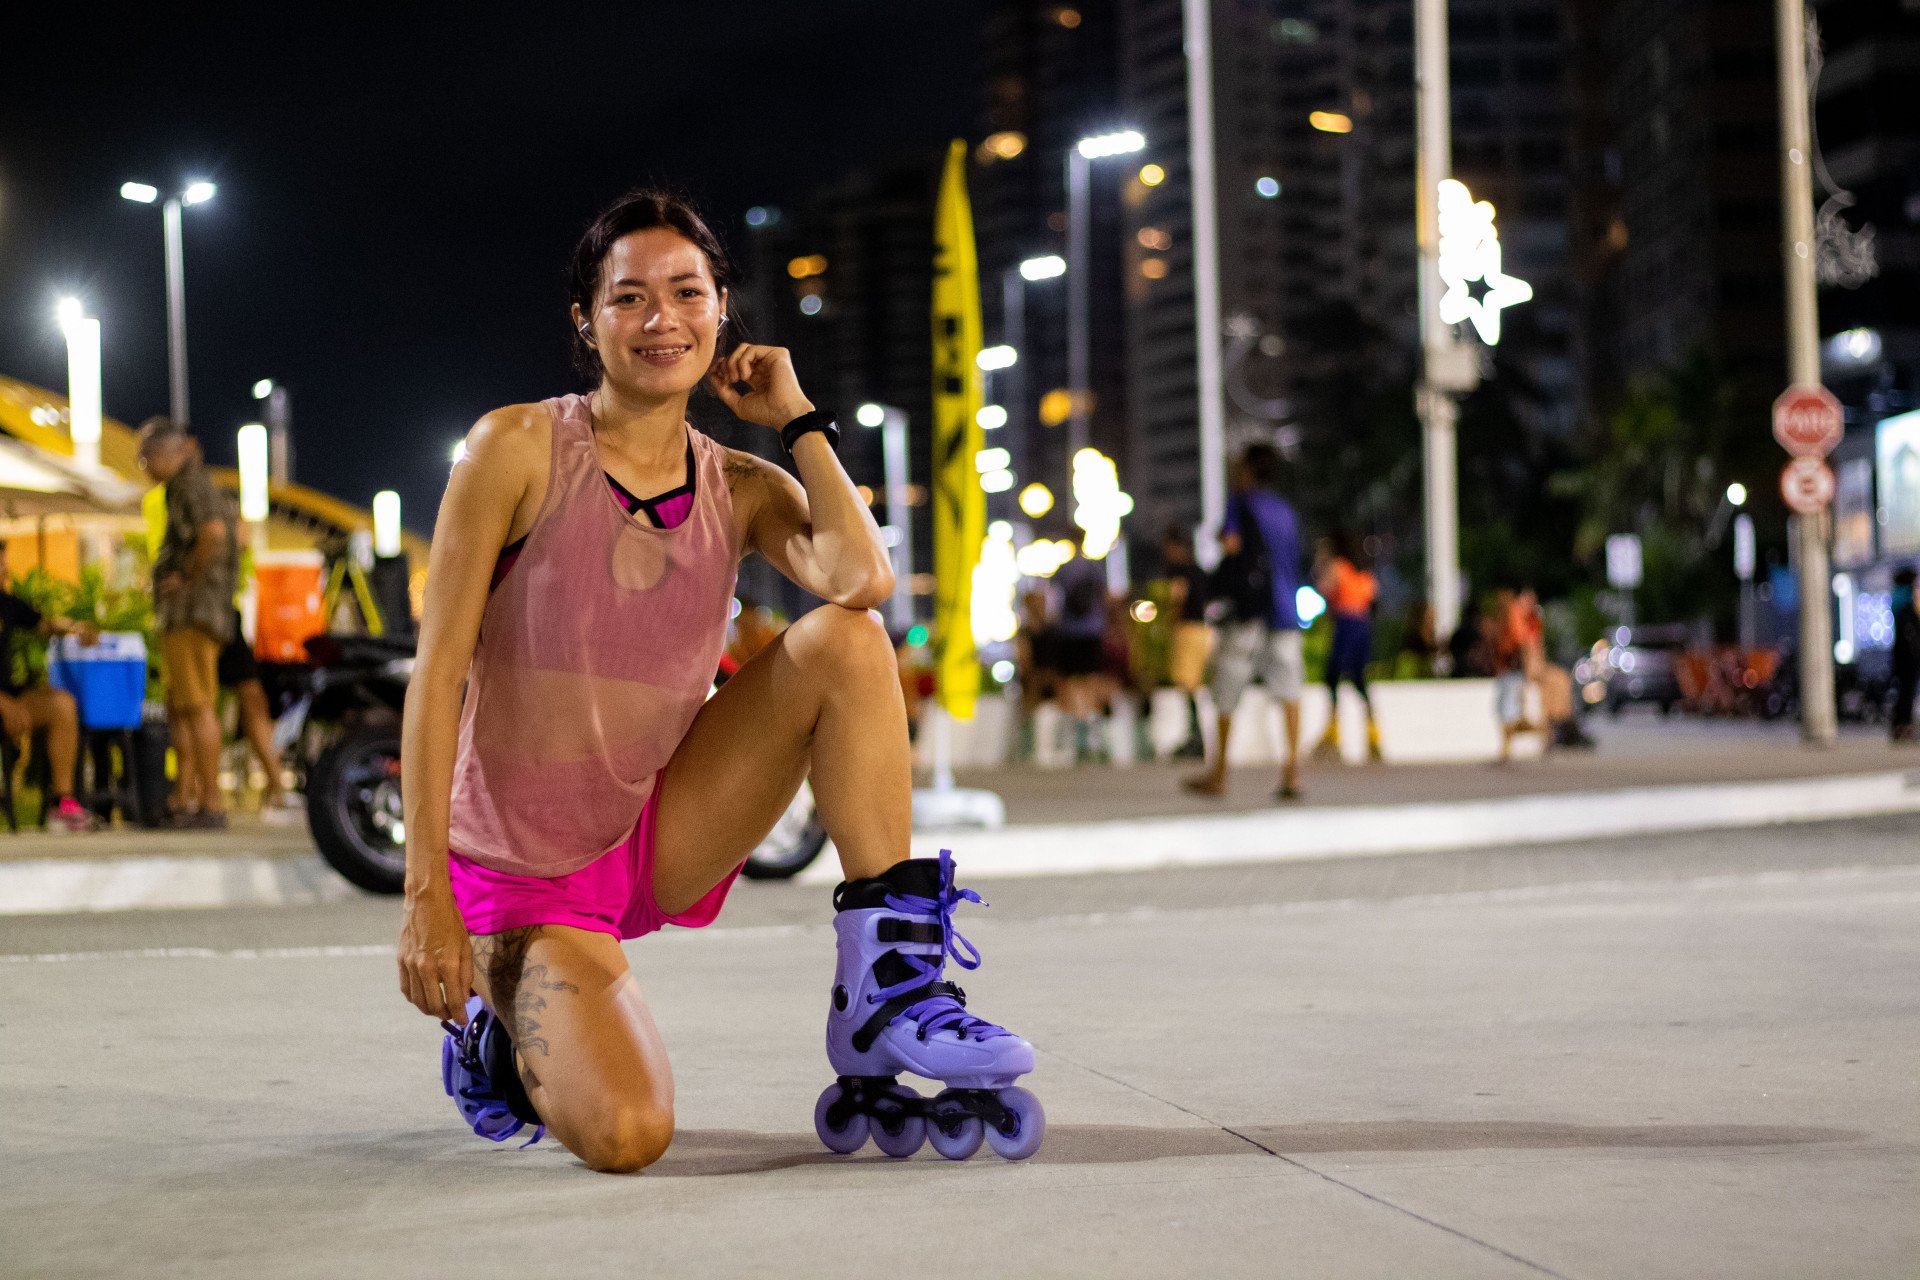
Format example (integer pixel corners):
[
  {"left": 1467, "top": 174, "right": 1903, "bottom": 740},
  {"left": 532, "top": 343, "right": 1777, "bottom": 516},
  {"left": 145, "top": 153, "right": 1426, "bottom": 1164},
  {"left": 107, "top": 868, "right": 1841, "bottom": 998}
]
[
  {"left": 3, "top": 769, "right": 1915, "bottom": 914},
  {"left": 800, "top": 767, "right": 1920, "bottom": 884}
]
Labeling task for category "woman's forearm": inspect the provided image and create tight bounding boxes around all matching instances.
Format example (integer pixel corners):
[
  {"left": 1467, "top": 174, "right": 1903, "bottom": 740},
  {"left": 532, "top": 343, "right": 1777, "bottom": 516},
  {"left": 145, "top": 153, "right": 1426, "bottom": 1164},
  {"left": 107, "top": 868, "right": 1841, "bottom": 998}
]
[
  {"left": 789, "top": 433, "right": 893, "bottom": 605},
  {"left": 400, "top": 671, "right": 464, "bottom": 900}
]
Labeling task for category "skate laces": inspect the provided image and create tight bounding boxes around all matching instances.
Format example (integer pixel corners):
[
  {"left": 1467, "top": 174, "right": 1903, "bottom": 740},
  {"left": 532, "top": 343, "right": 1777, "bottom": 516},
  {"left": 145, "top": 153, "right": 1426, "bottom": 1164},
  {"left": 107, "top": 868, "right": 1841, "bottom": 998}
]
[
  {"left": 442, "top": 1004, "right": 545, "bottom": 1148},
  {"left": 874, "top": 849, "right": 1012, "bottom": 1043}
]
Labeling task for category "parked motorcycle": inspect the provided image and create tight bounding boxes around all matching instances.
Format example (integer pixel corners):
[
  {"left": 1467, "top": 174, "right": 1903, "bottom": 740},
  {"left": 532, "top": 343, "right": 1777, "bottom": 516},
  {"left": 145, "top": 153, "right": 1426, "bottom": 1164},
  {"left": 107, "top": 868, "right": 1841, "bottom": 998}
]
[{"left": 280, "top": 635, "right": 827, "bottom": 893}]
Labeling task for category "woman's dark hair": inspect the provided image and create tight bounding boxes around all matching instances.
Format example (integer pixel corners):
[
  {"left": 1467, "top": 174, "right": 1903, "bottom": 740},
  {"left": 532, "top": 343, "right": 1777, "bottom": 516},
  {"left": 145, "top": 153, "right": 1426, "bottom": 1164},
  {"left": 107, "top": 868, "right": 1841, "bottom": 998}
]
[{"left": 567, "top": 188, "right": 738, "bottom": 380}]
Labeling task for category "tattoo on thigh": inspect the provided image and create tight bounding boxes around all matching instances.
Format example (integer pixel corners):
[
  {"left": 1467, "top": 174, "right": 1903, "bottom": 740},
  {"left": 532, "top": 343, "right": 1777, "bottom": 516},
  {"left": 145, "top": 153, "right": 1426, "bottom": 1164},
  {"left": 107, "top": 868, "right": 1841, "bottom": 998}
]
[{"left": 468, "top": 928, "right": 579, "bottom": 1059}]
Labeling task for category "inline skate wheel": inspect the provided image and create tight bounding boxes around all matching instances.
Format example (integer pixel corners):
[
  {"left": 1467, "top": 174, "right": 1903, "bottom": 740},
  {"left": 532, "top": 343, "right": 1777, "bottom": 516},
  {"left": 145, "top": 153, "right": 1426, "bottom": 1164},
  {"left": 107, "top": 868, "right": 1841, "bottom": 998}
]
[
  {"left": 983, "top": 1086, "right": 1045, "bottom": 1161},
  {"left": 870, "top": 1085, "right": 927, "bottom": 1158},
  {"left": 927, "top": 1112, "right": 985, "bottom": 1160},
  {"left": 814, "top": 1083, "right": 871, "bottom": 1154}
]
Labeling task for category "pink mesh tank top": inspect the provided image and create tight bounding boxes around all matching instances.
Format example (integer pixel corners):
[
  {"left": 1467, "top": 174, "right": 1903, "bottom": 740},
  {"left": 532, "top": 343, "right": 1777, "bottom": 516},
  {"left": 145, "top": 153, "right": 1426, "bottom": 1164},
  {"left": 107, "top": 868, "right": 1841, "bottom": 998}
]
[{"left": 448, "top": 394, "right": 739, "bottom": 877}]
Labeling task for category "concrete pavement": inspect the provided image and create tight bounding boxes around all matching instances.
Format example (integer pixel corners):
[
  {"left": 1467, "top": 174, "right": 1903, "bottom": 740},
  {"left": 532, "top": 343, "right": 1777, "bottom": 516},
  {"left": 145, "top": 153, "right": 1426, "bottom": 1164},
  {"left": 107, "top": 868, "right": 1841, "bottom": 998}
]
[
  {"left": 3, "top": 815, "right": 1916, "bottom": 1278},
  {"left": 4, "top": 715, "right": 1917, "bottom": 914}
]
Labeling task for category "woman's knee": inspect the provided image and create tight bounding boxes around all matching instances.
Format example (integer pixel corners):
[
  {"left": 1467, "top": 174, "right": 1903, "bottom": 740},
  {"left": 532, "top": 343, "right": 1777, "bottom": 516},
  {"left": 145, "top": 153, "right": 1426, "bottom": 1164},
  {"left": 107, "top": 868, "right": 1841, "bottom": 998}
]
[
  {"left": 568, "top": 1098, "right": 675, "bottom": 1174},
  {"left": 785, "top": 605, "right": 892, "bottom": 674}
]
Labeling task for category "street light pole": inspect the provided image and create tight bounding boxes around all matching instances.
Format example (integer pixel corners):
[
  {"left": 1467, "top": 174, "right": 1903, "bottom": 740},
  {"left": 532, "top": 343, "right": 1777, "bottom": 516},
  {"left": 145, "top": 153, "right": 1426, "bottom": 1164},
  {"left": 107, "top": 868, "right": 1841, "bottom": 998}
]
[
  {"left": 123, "top": 180, "right": 213, "bottom": 428},
  {"left": 1414, "top": 0, "right": 1475, "bottom": 644},
  {"left": 858, "top": 403, "right": 914, "bottom": 635},
  {"left": 1066, "top": 148, "right": 1091, "bottom": 461},
  {"left": 1775, "top": 0, "right": 1837, "bottom": 745},
  {"left": 254, "top": 379, "right": 293, "bottom": 484},
  {"left": 162, "top": 197, "right": 190, "bottom": 427},
  {"left": 1064, "top": 131, "right": 1146, "bottom": 467},
  {"left": 1183, "top": 0, "right": 1229, "bottom": 559},
  {"left": 1002, "top": 268, "right": 1028, "bottom": 493}
]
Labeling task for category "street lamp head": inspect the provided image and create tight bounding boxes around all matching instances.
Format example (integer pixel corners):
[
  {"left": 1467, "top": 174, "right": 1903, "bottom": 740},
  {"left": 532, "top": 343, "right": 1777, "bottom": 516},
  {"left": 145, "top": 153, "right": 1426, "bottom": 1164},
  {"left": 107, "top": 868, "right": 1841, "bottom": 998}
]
[
  {"left": 252, "top": 379, "right": 275, "bottom": 400},
  {"left": 855, "top": 403, "right": 887, "bottom": 428},
  {"left": 1726, "top": 482, "right": 1748, "bottom": 507},
  {"left": 119, "top": 182, "right": 159, "bottom": 204},
  {"left": 1075, "top": 129, "right": 1146, "bottom": 160},
  {"left": 1019, "top": 254, "right": 1067, "bottom": 281},
  {"left": 976, "top": 345, "right": 1018, "bottom": 371},
  {"left": 56, "top": 297, "right": 85, "bottom": 329},
  {"left": 182, "top": 181, "right": 217, "bottom": 206}
]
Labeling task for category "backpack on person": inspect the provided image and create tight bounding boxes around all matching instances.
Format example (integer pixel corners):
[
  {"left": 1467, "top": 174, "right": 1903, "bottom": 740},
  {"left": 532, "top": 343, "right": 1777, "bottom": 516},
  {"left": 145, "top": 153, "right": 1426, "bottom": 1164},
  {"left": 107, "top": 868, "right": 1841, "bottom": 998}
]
[{"left": 1209, "top": 494, "right": 1272, "bottom": 623}]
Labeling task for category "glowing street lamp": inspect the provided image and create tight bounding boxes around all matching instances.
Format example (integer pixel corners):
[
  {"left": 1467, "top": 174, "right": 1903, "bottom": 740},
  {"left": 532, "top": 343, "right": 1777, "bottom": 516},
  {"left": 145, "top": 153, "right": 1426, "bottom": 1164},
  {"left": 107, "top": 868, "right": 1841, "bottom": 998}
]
[
  {"left": 237, "top": 423, "right": 270, "bottom": 522},
  {"left": 976, "top": 345, "right": 1018, "bottom": 371},
  {"left": 121, "top": 178, "right": 217, "bottom": 426},
  {"left": 1018, "top": 254, "right": 1066, "bottom": 282},
  {"left": 372, "top": 491, "right": 403, "bottom": 558},
  {"left": 57, "top": 299, "right": 102, "bottom": 471}
]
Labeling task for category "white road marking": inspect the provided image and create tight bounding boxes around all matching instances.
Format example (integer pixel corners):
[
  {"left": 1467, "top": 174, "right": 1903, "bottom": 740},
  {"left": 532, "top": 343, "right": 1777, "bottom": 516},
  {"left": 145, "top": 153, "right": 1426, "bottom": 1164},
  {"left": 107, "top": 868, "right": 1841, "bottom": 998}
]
[{"left": 6, "top": 865, "right": 1915, "bottom": 963}]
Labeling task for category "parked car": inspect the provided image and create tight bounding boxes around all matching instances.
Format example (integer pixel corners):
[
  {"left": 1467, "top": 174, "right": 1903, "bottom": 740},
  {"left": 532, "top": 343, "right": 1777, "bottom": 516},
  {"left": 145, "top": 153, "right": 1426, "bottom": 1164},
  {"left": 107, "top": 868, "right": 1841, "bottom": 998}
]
[{"left": 1573, "top": 625, "right": 1689, "bottom": 716}]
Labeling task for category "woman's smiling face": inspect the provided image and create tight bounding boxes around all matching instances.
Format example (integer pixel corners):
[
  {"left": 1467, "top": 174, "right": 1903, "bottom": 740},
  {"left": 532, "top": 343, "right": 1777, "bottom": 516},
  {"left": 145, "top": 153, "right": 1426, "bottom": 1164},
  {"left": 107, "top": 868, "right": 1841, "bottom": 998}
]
[{"left": 574, "top": 228, "right": 726, "bottom": 399}]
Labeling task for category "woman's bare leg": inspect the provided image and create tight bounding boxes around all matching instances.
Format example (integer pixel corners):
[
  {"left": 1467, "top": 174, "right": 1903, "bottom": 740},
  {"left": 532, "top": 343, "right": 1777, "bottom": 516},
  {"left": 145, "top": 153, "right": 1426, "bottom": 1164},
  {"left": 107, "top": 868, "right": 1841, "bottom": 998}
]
[
  {"left": 18, "top": 688, "right": 80, "bottom": 798},
  {"left": 235, "top": 680, "right": 285, "bottom": 801},
  {"left": 652, "top": 604, "right": 910, "bottom": 915},
  {"left": 469, "top": 924, "right": 674, "bottom": 1173}
]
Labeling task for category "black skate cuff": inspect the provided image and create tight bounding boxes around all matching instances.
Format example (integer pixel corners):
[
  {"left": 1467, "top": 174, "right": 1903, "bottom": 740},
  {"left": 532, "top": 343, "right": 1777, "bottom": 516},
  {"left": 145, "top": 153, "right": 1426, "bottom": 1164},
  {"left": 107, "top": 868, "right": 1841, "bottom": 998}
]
[{"left": 833, "top": 857, "right": 944, "bottom": 911}]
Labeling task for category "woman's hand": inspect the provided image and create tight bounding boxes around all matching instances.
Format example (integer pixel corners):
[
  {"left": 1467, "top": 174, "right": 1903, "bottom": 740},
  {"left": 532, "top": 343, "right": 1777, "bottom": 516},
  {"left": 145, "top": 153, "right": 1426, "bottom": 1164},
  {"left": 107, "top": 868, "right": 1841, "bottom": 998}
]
[
  {"left": 397, "top": 883, "right": 474, "bottom": 1023},
  {"left": 706, "top": 344, "right": 814, "bottom": 430}
]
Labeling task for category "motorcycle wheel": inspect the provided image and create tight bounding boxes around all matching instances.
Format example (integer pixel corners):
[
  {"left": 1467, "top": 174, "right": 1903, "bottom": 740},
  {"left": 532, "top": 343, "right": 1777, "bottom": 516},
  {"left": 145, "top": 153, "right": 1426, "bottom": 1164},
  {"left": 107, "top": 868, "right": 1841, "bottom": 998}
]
[
  {"left": 308, "top": 724, "right": 407, "bottom": 894},
  {"left": 740, "top": 779, "right": 829, "bottom": 881}
]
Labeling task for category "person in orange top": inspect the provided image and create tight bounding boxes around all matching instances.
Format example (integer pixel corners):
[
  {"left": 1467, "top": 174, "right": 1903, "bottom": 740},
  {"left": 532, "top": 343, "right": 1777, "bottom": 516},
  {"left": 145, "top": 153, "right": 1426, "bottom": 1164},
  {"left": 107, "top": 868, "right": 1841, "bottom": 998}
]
[{"left": 1313, "top": 532, "right": 1383, "bottom": 762}]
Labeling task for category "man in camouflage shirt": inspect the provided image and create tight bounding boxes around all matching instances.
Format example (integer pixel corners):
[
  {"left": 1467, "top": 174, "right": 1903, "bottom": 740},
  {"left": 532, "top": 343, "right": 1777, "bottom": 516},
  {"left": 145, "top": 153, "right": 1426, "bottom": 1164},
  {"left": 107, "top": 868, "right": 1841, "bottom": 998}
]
[{"left": 138, "top": 418, "right": 239, "bottom": 828}]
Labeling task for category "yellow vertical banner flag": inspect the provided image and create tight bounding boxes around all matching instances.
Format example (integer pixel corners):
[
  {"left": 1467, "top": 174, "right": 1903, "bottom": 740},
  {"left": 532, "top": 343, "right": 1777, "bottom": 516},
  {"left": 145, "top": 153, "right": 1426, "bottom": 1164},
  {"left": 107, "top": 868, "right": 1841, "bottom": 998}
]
[{"left": 932, "top": 138, "right": 985, "bottom": 721}]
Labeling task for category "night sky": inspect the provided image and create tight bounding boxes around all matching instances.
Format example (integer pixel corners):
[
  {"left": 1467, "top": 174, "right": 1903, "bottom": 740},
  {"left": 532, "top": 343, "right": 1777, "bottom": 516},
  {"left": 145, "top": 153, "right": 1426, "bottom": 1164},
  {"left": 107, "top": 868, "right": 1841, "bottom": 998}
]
[{"left": 0, "top": 4, "right": 983, "bottom": 532}]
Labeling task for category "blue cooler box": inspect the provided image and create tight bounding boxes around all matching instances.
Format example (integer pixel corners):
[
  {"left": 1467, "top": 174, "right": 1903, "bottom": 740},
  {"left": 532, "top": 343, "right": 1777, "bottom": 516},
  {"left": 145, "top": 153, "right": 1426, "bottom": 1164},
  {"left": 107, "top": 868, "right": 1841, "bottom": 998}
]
[{"left": 48, "top": 632, "right": 149, "bottom": 730}]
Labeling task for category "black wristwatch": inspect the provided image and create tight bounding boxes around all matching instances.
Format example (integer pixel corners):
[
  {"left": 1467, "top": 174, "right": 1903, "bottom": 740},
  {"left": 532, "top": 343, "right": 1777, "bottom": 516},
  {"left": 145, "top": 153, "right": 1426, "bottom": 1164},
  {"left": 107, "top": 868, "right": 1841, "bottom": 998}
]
[{"left": 780, "top": 408, "right": 840, "bottom": 456}]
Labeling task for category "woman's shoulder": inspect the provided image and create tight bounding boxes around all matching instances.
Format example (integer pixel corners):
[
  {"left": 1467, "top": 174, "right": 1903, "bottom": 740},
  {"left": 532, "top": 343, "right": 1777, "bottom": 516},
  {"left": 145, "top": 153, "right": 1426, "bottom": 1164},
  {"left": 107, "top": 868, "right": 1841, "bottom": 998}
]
[{"left": 463, "top": 402, "right": 555, "bottom": 467}]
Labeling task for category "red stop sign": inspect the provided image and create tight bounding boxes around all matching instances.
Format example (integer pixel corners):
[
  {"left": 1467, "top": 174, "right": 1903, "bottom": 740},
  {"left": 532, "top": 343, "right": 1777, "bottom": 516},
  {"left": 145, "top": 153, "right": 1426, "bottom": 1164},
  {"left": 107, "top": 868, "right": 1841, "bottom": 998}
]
[{"left": 1772, "top": 385, "right": 1842, "bottom": 458}]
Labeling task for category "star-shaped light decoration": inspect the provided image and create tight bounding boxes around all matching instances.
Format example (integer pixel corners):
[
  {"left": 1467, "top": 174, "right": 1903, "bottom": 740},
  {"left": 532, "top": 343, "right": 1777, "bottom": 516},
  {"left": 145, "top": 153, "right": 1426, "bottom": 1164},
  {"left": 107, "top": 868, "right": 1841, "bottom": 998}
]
[{"left": 1435, "top": 177, "right": 1533, "bottom": 346}]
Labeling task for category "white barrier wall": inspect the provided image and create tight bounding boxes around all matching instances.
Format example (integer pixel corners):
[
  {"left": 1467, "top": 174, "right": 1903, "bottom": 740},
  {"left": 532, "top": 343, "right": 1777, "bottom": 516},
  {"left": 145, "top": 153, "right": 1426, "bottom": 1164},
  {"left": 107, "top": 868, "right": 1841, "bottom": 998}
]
[{"left": 922, "top": 679, "right": 1546, "bottom": 770}]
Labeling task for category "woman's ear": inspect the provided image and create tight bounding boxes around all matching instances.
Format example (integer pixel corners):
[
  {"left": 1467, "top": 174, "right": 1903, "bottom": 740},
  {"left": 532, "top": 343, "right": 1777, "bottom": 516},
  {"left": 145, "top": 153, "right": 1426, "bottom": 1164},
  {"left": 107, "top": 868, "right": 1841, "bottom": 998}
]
[{"left": 571, "top": 302, "right": 592, "bottom": 344}]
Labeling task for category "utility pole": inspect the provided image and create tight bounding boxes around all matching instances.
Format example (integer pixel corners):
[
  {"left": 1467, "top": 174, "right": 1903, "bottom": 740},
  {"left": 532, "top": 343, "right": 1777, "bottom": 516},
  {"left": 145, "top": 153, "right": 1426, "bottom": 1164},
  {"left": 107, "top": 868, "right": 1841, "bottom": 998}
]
[
  {"left": 1184, "top": 0, "right": 1228, "bottom": 557},
  {"left": 1414, "top": 0, "right": 1478, "bottom": 643},
  {"left": 1776, "top": 0, "right": 1837, "bottom": 745}
]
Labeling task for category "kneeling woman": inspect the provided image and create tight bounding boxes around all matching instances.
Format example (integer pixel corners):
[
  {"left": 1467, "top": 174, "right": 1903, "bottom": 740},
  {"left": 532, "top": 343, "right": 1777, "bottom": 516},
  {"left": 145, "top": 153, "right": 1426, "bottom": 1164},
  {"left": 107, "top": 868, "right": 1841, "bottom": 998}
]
[{"left": 398, "top": 191, "right": 1040, "bottom": 1172}]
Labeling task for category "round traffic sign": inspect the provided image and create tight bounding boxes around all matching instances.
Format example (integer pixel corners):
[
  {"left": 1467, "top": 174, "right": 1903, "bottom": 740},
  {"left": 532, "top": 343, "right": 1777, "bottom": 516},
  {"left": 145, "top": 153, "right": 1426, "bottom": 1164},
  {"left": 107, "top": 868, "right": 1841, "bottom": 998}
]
[
  {"left": 1779, "top": 456, "right": 1835, "bottom": 514},
  {"left": 1772, "top": 385, "right": 1842, "bottom": 458}
]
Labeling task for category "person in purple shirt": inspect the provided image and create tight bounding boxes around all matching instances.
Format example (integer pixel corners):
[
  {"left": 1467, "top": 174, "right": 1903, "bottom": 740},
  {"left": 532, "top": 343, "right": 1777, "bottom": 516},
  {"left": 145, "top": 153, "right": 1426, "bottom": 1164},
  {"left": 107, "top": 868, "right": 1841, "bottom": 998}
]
[{"left": 1186, "top": 442, "right": 1307, "bottom": 800}]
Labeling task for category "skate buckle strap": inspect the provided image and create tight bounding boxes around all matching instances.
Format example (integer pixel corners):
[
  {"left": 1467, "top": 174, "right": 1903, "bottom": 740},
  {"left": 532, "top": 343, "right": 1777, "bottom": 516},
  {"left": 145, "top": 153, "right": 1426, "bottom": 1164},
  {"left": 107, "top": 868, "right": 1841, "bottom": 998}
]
[
  {"left": 442, "top": 1013, "right": 546, "bottom": 1149},
  {"left": 857, "top": 849, "right": 1011, "bottom": 1050}
]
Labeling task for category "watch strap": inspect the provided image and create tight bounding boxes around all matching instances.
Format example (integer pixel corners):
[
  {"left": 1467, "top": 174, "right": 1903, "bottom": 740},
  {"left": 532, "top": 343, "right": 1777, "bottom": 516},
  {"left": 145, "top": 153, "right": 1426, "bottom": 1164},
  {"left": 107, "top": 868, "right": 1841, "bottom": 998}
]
[{"left": 780, "top": 408, "right": 840, "bottom": 455}]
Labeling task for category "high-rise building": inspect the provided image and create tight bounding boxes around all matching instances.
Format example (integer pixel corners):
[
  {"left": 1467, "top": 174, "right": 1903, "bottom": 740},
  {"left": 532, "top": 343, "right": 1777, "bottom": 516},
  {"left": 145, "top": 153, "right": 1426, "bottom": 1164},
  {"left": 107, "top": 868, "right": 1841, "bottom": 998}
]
[
  {"left": 1117, "top": 0, "right": 1575, "bottom": 540},
  {"left": 1808, "top": 0, "right": 1920, "bottom": 413},
  {"left": 974, "top": 2, "right": 1128, "bottom": 528},
  {"left": 1590, "top": 0, "right": 1786, "bottom": 409},
  {"left": 732, "top": 159, "right": 944, "bottom": 619}
]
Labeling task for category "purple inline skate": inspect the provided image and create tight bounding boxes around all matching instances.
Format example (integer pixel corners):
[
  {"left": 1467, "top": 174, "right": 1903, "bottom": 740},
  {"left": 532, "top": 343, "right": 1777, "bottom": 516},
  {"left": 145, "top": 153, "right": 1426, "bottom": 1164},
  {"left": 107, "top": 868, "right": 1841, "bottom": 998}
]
[
  {"left": 814, "top": 851, "right": 1043, "bottom": 1160},
  {"left": 441, "top": 995, "right": 545, "bottom": 1147}
]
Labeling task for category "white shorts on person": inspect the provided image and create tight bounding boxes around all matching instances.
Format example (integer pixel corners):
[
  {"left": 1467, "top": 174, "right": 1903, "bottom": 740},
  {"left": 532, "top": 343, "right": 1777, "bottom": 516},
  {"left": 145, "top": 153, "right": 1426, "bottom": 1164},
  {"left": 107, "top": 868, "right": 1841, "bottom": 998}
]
[
  {"left": 1211, "top": 621, "right": 1305, "bottom": 712},
  {"left": 1495, "top": 670, "right": 1529, "bottom": 725}
]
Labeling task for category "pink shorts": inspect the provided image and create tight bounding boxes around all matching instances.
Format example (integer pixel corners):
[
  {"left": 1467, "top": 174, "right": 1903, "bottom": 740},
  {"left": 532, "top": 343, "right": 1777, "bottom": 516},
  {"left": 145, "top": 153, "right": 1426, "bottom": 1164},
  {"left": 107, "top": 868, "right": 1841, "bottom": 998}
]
[{"left": 448, "top": 775, "right": 742, "bottom": 941}]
